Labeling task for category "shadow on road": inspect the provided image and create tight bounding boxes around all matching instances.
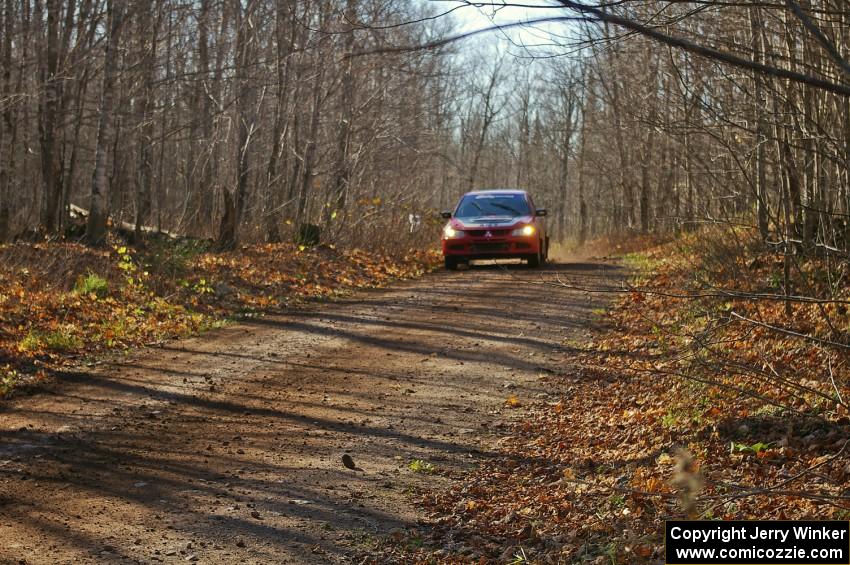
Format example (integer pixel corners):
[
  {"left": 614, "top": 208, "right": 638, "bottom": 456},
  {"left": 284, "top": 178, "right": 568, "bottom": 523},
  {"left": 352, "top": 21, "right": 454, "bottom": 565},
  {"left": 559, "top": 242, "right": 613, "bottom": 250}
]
[{"left": 0, "top": 258, "right": 633, "bottom": 563}]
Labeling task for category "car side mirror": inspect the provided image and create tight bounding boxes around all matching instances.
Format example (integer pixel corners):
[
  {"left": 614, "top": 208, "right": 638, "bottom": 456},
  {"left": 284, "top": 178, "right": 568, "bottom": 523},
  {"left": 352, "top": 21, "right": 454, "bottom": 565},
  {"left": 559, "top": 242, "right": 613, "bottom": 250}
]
[
  {"left": 535, "top": 208, "right": 547, "bottom": 217},
  {"left": 440, "top": 211, "right": 452, "bottom": 219}
]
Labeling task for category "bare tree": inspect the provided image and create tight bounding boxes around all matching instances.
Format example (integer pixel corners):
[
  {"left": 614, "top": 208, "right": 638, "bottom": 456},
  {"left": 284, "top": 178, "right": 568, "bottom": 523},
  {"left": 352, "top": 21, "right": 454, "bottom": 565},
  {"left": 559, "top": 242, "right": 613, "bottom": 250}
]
[
  {"left": 466, "top": 54, "right": 506, "bottom": 191},
  {"left": 86, "top": 0, "right": 126, "bottom": 245}
]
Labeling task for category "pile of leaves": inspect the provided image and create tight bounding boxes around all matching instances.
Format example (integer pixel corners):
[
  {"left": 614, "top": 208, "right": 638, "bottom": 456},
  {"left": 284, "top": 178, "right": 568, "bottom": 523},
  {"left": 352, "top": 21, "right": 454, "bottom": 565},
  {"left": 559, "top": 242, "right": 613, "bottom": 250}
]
[
  {"left": 0, "top": 238, "right": 439, "bottom": 396},
  {"left": 387, "top": 227, "right": 850, "bottom": 564}
]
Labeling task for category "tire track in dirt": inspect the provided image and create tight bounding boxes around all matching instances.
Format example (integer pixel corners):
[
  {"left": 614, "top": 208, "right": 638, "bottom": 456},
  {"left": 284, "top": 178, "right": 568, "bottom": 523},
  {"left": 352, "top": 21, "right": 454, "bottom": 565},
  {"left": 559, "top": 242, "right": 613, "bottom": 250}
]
[{"left": 0, "top": 259, "right": 622, "bottom": 564}]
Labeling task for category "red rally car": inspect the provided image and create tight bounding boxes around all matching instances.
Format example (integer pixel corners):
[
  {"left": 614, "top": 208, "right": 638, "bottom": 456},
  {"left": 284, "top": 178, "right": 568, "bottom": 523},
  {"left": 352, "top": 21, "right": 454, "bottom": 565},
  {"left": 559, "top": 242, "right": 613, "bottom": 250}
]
[{"left": 440, "top": 189, "right": 549, "bottom": 270}]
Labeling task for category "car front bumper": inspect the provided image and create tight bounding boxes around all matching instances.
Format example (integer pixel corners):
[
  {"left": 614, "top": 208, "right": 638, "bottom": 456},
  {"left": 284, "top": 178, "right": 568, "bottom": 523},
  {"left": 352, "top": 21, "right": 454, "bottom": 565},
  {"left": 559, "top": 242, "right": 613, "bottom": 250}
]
[{"left": 441, "top": 237, "right": 540, "bottom": 258}]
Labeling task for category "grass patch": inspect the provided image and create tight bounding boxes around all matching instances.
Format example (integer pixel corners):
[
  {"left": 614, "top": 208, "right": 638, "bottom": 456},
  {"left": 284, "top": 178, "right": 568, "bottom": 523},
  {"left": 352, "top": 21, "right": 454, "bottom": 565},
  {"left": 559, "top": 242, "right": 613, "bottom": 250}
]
[
  {"left": 0, "top": 367, "right": 21, "bottom": 395},
  {"left": 408, "top": 459, "right": 436, "bottom": 474},
  {"left": 97, "top": 318, "right": 132, "bottom": 347},
  {"left": 143, "top": 238, "right": 211, "bottom": 281},
  {"left": 730, "top": 441, "right": 771, "bottom": 455},
  {"left": 620, "top": 251, "right": 662, "bottom": 273},
  {"left": 19, "top": 327, "right": 83, "bottom": 352},
  {"left": 74, "top": 272, "right": 109, "bottom": 297},
  {"left": 198, "top": 317, "right": 232, "bottom": 332},
  {"left": 44, "top": 329, "right": 83, "bottom": 351}
]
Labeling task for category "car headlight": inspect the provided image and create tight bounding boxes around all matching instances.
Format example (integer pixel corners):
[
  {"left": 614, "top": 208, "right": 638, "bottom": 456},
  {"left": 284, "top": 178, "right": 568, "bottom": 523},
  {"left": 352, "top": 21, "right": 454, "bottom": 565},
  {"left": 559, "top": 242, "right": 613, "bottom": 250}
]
[
  {"left": 443, "top": 225, "right": 464, "bottom": 239},
  {"left": 511, "top": 225, "right": 535, "bottom": 237}
]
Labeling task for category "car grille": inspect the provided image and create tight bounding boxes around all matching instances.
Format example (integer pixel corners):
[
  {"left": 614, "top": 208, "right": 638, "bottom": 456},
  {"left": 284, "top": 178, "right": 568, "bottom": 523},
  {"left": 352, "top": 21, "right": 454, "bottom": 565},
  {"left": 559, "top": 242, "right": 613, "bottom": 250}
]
[
  {"left": 471, "top": 243, "right": 510, "bottom": 253},
  {"left": 466, "top": 229, "right": 510, "bottom": 237}
]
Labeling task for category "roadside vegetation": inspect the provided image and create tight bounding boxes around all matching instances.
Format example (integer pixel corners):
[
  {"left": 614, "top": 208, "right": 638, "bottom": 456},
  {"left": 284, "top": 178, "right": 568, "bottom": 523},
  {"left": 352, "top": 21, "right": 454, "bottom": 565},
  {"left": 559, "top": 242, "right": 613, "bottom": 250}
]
[
  {"left": 0, "top": 237, "right": 439, "bottom": 396},
  {"left": 1, "top": 0, "right": 849, "bottom": 561},
  {"left": 381, "top": 227, "right": 850, "bottom": 563}
]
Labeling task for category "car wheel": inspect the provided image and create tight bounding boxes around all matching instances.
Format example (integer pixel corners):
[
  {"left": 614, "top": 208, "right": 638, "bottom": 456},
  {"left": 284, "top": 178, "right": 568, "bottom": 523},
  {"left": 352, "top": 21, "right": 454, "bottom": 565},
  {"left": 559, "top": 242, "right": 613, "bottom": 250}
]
[
  {"left": 444, "top": 256, "right": 461, "bottom": 271},
  {"left": 527, "top": 252, "right": 541, "bottom": 268}
]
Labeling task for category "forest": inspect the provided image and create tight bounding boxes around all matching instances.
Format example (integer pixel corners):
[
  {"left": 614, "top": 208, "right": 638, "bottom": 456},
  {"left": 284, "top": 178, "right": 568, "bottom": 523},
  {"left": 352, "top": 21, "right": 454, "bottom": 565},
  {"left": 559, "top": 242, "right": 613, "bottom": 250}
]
[
  {"left": 1, "top": 0, "right": 850, "bottom": 563},
  {"left": 0, "top": 0, "right": 844, "bottom": 250}
]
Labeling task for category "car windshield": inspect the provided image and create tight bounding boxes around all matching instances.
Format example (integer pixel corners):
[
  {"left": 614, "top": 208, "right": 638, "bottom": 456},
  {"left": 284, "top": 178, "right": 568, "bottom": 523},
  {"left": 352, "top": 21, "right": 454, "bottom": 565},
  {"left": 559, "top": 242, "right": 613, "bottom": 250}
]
[{"left": 455, "top": 194, "right": 530, "bottom": 219}]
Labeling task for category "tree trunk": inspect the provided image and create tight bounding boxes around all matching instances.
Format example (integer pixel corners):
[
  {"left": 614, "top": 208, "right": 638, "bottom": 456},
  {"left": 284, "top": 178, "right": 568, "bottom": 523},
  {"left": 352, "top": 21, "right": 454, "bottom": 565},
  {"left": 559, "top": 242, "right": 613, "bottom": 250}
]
[
  {"left": 467, "top": 57, "right": 503, "bottom": 191},
  {"left": 298, "top": 63, "right": 324, "bottom": 225},
  {"left": 0, "top": 0, "right": 15, "bottom": 241},
  {"left": 264, "top": 0, "right": 296, "bottom": 242},
  {"left": 577, "top": 76, "right": 591, "bottom": 246},
  {"left": 324, "top": 0, "right": 357, "bottom": 234},
  {"left": 191, "top": 0, "right": 212, "bottom": 233},
  {"left": 750, "top": 7, "right": 769, "bottom": 241},
  {"left": 604, "top": 40, "right": 634, "bottom": 230},
  {"left": 639, "top": 46, "right": 659, "bottom": 234},
  {"left": 135, "top": 1, "right": 160, "bottom": 241},
  {"left": 556, "top": 83, "right": 575, "bottom": 241},
  {"left": 37, "top": 0, "right": 63, "bottom": 235},
  {"left": 218, "top": 0, "right": 257, "bottom": 249},
  {"left": 85, "top": 0, "right": 125, "bottom": 245}
]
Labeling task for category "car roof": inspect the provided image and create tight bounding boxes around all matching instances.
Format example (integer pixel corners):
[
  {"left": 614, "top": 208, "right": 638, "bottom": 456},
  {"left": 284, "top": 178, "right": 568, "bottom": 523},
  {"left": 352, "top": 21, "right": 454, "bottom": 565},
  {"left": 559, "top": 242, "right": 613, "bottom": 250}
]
[{"left": 464, "top": 189, "right": 527, "bottom": 196}]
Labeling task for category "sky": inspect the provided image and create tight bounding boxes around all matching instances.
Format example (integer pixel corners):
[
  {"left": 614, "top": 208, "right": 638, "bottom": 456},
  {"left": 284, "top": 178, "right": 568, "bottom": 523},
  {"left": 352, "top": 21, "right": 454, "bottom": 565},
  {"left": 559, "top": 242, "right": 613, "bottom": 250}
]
[{"left": 434, "top": 1, "right": 574, "bottom": 52}]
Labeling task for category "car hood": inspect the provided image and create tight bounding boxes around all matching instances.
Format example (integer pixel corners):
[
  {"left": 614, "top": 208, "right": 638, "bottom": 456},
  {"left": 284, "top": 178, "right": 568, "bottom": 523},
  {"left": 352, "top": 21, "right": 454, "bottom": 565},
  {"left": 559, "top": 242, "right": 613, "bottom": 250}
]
[{"left": 451, "top": 216, "right": 533, "bottom": 229}]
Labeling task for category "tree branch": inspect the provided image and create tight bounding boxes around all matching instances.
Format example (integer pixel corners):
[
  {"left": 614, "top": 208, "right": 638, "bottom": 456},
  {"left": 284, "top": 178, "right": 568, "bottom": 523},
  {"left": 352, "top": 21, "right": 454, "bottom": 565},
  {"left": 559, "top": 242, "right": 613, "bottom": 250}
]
[
  {"left": 783, "top": 0, "right": 850, "bottom": 78},
  {"left": 351, "top": 3, "right": 850, "bottom": 97},
  {"left": 553, "top": 0, "right": 850, "bottom": 96}
]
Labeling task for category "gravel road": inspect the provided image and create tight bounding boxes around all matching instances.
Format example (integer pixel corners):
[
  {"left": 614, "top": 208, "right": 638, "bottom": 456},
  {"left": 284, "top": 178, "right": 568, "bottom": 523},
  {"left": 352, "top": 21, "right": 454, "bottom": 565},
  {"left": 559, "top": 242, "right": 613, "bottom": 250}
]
[{"left": 0, "top": 258, "right": 621, "bottom": 564}]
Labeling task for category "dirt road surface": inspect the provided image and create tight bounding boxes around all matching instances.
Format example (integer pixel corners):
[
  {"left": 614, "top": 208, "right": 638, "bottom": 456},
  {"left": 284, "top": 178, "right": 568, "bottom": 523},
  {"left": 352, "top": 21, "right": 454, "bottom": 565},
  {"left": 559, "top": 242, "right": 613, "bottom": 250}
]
[{"left": 0, "top": 259, "right": 620, "bottom": 564}]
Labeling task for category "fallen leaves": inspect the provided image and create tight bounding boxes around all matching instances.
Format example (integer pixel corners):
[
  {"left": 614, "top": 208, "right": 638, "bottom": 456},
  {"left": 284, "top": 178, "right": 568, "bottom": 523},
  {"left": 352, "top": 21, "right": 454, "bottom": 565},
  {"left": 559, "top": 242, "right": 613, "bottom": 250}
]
[
  {"left": 504, "top": 394, "right": 521, "bottom": 408},
  {"left": 390, "top": 229, "right": 850, "bottom": 563},
  {"left": 0, "top": 240, "right": 440, "bottom": 396}
]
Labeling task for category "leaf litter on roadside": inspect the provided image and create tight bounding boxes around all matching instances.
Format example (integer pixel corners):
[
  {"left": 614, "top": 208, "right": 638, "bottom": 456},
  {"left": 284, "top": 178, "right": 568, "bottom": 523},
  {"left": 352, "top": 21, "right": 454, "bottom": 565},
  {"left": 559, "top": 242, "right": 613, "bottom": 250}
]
[
  {"left": 0, "top": 240, "right": 440, "bottom": 395},
  {"left": 381, "top": 229, "right": 850, "bottom": 563}
]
